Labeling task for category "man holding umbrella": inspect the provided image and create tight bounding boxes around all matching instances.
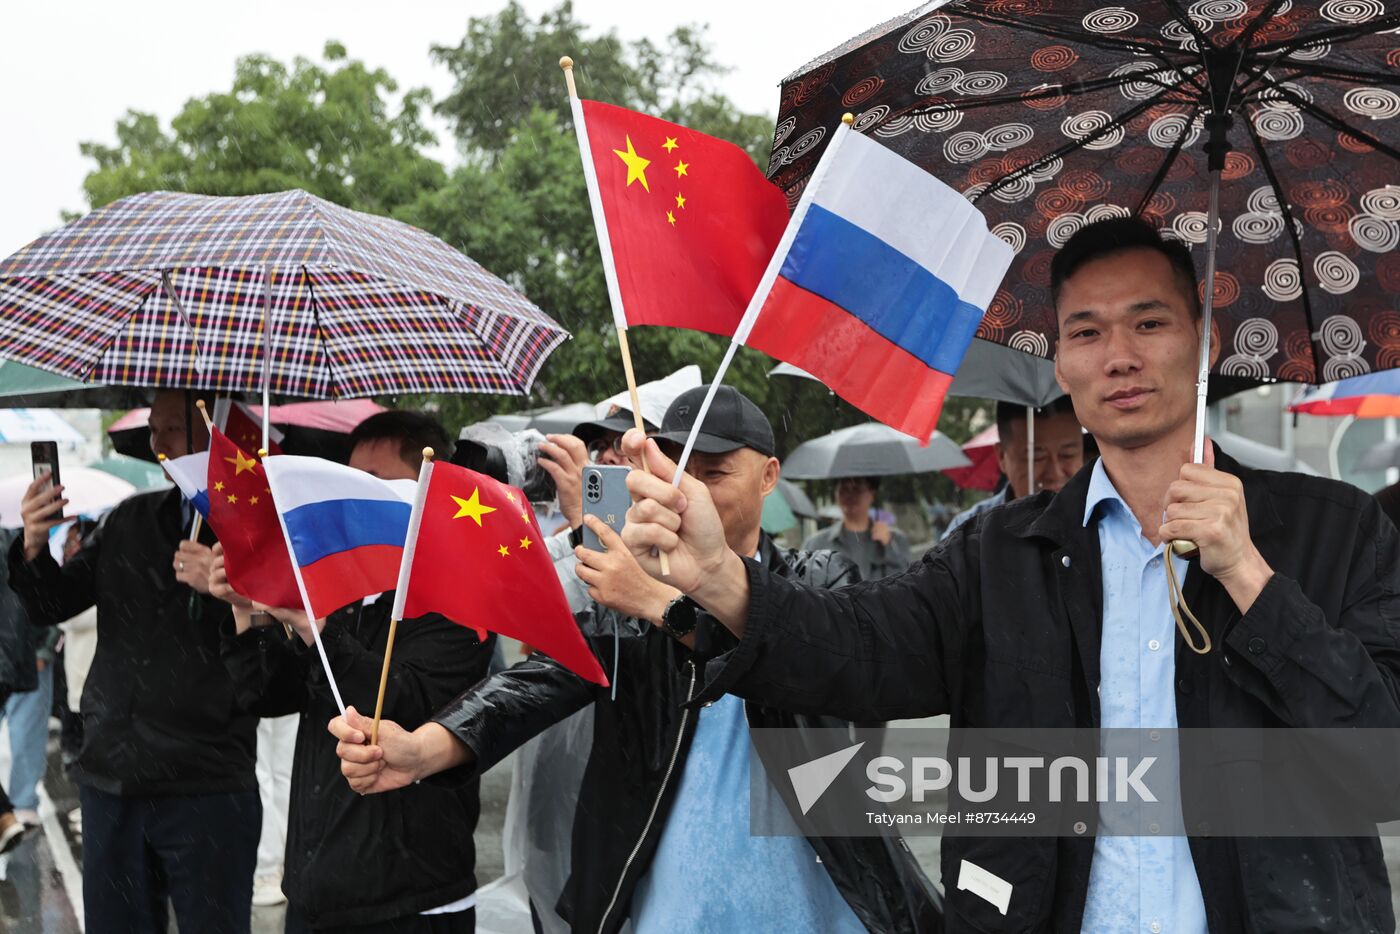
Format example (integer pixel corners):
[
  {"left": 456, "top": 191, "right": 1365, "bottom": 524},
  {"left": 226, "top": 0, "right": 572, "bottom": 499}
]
[
  {"left": 9, "top": 389, "right": 259, "bottom": 934},
  {"left": 619, "top": 217, "right": 1400, "bottom": 931}
]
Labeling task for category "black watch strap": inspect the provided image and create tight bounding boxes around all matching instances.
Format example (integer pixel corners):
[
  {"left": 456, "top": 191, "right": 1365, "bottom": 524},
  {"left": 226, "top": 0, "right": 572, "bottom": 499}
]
[{"left": 569, "top": 525, "right": 585, "bottom": 549}]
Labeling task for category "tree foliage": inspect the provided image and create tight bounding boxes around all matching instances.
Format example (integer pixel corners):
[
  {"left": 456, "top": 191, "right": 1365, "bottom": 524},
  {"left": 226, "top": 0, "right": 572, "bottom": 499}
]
[{"left": 76, "top": 5, "right": 986, "bottom": 498}]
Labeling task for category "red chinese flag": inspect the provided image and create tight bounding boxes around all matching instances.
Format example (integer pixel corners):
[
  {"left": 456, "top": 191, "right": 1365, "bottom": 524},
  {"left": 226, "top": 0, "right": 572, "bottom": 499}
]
[
  {"left": 221, "top": 401, "right": 283, "bottom": 456},
  {"left": 578, "top": 99, "right": 790, "bottom": 335},
  {"left": 400, "top": 461, "right": 607, "bottom": 686},
  {"left": 206, "top": 428, "right": 302, "bottom": 610}
]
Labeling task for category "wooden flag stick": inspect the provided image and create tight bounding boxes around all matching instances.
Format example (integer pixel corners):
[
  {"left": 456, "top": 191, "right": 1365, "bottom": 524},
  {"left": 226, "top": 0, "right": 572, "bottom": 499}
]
[
  {"left": 371, "top": 447, "right": 435, "bottom": 745},
  {"left": 559, "top": 54, "right": 669, "bottom": 574}
]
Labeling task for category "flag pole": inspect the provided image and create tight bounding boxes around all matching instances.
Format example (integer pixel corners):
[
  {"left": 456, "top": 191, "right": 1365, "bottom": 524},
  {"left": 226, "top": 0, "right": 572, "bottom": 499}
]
[
  {"left": 374, "top": 448, "right": 435, "bottom": 745},
  {"left": 670, "top": 114, "right": 856, "bottom": 482},
  {"left": 560, "top": 54, "right": 669, "bottom": 574},
  {"left": 186, "top": 399, "right": 217, "bottom": 542}
]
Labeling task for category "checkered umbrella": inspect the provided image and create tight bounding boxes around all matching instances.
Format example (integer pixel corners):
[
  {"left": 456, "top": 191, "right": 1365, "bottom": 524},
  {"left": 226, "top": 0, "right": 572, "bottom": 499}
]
[{"left": 0, "top": 189, "right": 569, "bottom": 398}]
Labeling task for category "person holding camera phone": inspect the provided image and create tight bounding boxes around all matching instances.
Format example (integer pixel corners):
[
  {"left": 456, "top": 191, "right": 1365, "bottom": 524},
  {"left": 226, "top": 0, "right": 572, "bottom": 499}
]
[
  {"left": 8, "top": 389, "right": 260, "bottom": 934},
  {"left": 329, "top": 387, "right": 941, "bottom": 934}
]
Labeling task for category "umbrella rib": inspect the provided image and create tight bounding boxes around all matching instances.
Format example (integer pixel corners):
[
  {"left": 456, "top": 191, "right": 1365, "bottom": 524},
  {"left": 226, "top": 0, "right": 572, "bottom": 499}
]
[
  {"left": 1241, "top": 113, "right": 1323, "bottom": 384},
  {"left": 952, "top": 8, "right": 1184, "bottom": 59},
  {"left": 1132, "top": 101, "right": 1203, "bottom": 217},
  {"left": 1253, "top": 12, "right": 1400, "bottom": 55},
  {"left": 902, "top": 64, "right": 1197, "bottom": 119},
  {"left": 1232, "top": 0, "right": 1289, "bottom": 51},
  {"left": 978, "top": 91, "right": 1175, "bottom": 201},
  {"left": 1257, "top": 75, "right": 1400, "bottom": 162},
  {"left": 303, "top": 265, "right": 341, "bottom": 399},
  {"left": 74, "top": 274, "right": 162, "bottom": 387},
  {"left": 1260, "top": 64, "right": 1400, "bottom": 89}
]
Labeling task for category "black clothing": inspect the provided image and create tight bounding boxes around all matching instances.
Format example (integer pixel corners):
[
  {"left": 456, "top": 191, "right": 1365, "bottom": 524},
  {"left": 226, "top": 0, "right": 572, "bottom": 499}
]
[
  {"left": 222, "top": 595, "right": 493, "bottom": 930},
  {"left": 697, "top": 448, "right": 1400, "bottom": 933},
  {"left": 432, "top": 535, "right": 943, "bottom": 934},
  {"left": 7, "top": 488, "right": 256, "bottom": 795}
]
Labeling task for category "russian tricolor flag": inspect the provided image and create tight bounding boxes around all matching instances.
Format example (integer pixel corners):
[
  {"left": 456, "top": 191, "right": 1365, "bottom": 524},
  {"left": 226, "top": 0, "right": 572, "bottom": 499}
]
[
  {"left": 262, "top": 455, "right": 417, "bottom": 620},
  {"left": 161, "top": 451, "right": 211, "bottom": 518},
  {"left": 737, "top": 123, "right": 1013, "bottom": 443}
]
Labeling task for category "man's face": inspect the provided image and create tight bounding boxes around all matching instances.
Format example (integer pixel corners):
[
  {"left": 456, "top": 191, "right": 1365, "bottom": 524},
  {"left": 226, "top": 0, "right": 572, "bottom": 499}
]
[
  {"left": 835, "top": 478, "right": 875, "bottom": 520},
  {"left": 349, "top": 438, "right": 418, "bottom": 481},
  {"left": 1053, "top": 248, "right": 1213, "bottom": 451},
  {"left": 148, "top": 391, "right": 209, "bottom": 460},
  {"left": 995, "top": 409, "right": 1085, "bottom": 498},
  {"left": 662, "top": 445, "right": 778, "bottom": 553},
  {"left": 590, "top": 430, "right": 629, "bottom": 467}
]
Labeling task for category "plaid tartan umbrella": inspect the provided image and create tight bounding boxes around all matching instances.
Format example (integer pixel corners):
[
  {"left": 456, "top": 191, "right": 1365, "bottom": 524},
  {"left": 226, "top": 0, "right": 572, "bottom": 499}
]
[{"left": 0, "top": 189, "right": 569, "bottom": 398}]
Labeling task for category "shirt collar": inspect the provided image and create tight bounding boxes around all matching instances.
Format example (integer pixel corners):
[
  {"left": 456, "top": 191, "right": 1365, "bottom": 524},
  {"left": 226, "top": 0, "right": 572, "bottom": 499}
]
[{"left": 1082, "top": 456, "right": 1124, "bottom": 528}]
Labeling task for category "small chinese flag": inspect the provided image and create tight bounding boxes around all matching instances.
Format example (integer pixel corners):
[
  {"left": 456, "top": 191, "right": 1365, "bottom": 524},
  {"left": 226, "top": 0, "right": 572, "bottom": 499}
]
[
  {"left": 575, "top": 99, "right": 790, "bottom": 335},
  {"left": 206, "top": 428, "right": 302, "bottom": 609},
  {"left": 394, "top": 460, "right": 607, "bottom": 686},
  {"left": 216, "top": 400, "right": 283, "bottom": 457}
]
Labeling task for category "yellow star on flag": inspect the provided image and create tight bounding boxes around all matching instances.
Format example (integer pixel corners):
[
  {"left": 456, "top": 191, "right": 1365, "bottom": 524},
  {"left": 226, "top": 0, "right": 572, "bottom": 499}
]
[
  {"left": 674, "top": 193, "right": 686, "bottom": 209},
  {"left": 613, "top": 136, "right": 651, "bottom": 191},
  {"left": 250, "top": 495, "right": 259, "bottom": 506},
  {"left": 519, "top": 537, "right": 533, "bottom": 550},
  {"left": 227, "top": 494, "right": 238, "bottom": 504},
  {"left": 520, "top": 510, "right": 530, "bottom": 523},
  {"left": 505, "top": 491, "right": 516, "bottom": 503},
  {"left": 213, "top": 481, "right": 225, "bottom": 492},
  {"left": 497, "top": 544, "right": 510, "bottom": 557},
  {"left": 662, "top": 136, "right": 679, "bottom": 153},
  {"left": 673, "top": 159, "right": 689, "bottom": 178},
  {"left": 666, "top": 211, "right": 676, "bottom": 226},
  {"left": 451, "top": 489, "right": 497, "bottom": 526},
  {"left": 224, "top": 449, "right": 258, "bottom": 476}
]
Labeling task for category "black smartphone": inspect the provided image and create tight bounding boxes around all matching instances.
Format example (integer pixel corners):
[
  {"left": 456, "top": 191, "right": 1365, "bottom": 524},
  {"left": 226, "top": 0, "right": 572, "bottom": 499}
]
[
  {"left": 31, "top": 440, "right": 63, "bottom": 520},
  {"left": 581, "top": 465, "right": 631, "bottom": 550}
]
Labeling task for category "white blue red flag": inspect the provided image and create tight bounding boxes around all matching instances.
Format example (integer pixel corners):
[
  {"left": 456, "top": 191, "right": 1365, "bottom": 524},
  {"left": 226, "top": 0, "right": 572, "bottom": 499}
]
[
  {"left": 261, "top": 455, "right": 416, "bottom": 620},
  {"left": 737, "top": 123, "right": 1014, "bottom": 442}
]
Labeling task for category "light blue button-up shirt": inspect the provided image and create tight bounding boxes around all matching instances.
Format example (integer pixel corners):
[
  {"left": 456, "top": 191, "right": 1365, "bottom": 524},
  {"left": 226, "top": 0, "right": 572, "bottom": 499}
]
[{"left": 1079, "top": 458, "right": 1208, "bottom": 934}]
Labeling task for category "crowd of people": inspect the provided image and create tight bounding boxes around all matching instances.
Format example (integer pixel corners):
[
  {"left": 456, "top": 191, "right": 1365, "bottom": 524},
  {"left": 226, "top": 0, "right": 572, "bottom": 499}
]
[{"left": 0, "top": 216, "right": 1395, "bottom": 933}]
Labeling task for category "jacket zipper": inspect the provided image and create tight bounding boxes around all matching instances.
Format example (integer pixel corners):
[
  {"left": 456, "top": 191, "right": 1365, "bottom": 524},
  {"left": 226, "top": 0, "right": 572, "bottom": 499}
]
[{"left": 597, "top": 659, "right": 699, "bottom": 934}]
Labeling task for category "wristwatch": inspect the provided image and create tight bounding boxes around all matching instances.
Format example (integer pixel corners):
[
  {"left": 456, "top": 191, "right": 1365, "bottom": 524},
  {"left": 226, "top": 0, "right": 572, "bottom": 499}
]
[{"left": 660, "top": 595, "right": 699, "bottom": 639}]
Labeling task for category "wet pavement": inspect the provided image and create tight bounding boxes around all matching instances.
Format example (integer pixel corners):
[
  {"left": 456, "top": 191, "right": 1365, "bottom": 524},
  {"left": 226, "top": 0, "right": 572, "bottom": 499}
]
[{"left": 2, "top": 718, "right": 1399, "bottom": 932}]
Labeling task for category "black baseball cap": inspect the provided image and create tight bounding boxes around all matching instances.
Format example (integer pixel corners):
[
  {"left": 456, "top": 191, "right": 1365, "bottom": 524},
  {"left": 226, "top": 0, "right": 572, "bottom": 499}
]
[
  {"left": 653, "top": 386, "right": 775, "bottom": 458},
  {"left": 573, "top": 408, "right": 656, "bottom": 445}
]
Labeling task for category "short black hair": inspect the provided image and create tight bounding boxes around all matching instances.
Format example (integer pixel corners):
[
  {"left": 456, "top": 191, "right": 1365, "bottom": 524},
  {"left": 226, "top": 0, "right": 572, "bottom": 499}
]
[
  {"left": 349, "top": 410, "right": 451, "bottom": 468},
  {"left": 1050, "top": 216, "right": 1200, "bottom": 320},
  {"left": 995, "top": 395, "right": 1079, "bottom": 441},
  {"left": 836, "top": 476, "right": 881, "bottom": 492}
]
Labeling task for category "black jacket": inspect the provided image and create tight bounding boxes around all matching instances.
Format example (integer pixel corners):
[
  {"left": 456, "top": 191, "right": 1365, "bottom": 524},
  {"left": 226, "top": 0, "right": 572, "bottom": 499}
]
[
  {"left": 432, "top": 534, "right": 943, "bottom": 934},
  {"left": 7, "top": 488, "right": 256, "bottom": 795},
  {"left": 222, "top": 594, "right": 493, "bottom": 930},
  {"left": 697, "top": 448, "right": 1400, "bottom": 933},
  {"left": 0, "top": 529, "right": 38, "bottom": 695}
]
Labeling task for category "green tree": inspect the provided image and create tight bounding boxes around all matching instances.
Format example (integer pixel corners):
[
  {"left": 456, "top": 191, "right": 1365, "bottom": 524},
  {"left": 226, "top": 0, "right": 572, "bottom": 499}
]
[{"left": 79, "top": 42, "right": 444, "bottom": 216}]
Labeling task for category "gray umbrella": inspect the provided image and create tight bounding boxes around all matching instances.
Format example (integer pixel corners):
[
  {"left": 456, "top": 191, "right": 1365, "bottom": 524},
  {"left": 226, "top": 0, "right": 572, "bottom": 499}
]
[
  {"left": 781, "top": 423, "right": 970, "bottom": 481},
  {"left": 1356, "top": 441, "right": 1400, "bottom": 474},
  {"left": 776, "top": 478, "right": 819, "bottom": 519}
]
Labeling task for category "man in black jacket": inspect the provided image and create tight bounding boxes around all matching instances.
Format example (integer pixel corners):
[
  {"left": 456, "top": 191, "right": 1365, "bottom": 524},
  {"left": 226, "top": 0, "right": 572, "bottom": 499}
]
[
  {"left": 213, "top": 410, "right": 494, "bottom": 934},
  {"left": 331, "top": 387, "right": 942, "bottom": 934},
  {"left": 0, "top": 527, "right": 38, "bottom": 853},
  {"left": 619, "top": 218, "right": 1400, "bottom": 933},
  {"left": 10, "top": 390, "right": 258, "bottom": 934}
]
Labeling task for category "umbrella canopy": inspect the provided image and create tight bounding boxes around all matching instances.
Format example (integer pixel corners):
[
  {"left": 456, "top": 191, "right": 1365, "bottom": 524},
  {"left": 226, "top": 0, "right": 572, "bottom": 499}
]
[
  {"left": 771, "top": 336, "right": 1064, "bottom": 408},
  {"left": 527, "top": 402, "right": 600, "bottom": 436},
  {"left": 0, "top": 189, "right": 569, "bottom": 398},
  {"left": 761, "top": 488, "right": 799, "bottom": 534},
  {"left": 776, "top": 477, "right": 820, "bottom": 518},
  {"left": 944, "top": 423, "right": 1004, "bottom": 491},
  {"left": 108, "top": 398, "right": 385, "bottom": 463},
  {"left": 768, "top": 2, "right": 1400, "bottom": 386},
  {"left": 1289, "top": 370, "right": 1400, "bottom": 417},
  {"left": 87, "top": 454, "right": 172, "bottom": 490},
  {"left": 1356, "top": 440, "right": 1400, "bottom": 472},
  {"left": 0, "top": 466, "right": 135, "bottom": 526},
  {"left": 781, "top": 422, "right": 971, "bottom": 480}
]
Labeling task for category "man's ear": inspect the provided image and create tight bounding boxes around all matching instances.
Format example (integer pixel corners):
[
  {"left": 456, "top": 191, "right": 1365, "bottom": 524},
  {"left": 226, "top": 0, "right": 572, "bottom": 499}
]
[
  {"left": 759, "top": 456, "right": 781, "bottom": 497},
  {"left": 1207, "top": 315, "right": 1222, "bottom": 369},
  {"left": 1053, "top": 339, "right": 1070, "bottom": 394}
]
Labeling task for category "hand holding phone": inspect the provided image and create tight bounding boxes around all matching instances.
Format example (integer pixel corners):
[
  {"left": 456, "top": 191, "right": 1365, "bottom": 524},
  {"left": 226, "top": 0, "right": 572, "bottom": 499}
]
[
  {"left": 22, "top": 441, "right": 68, "bottom": 561},
  {"left": 581, "top": 465, "right": 631, "bottom": 551}
]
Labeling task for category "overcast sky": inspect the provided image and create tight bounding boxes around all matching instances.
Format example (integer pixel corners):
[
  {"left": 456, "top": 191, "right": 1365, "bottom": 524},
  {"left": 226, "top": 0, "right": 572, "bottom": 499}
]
[{"left": 0, "top": 0, "right": 919, "bottom": 256}]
